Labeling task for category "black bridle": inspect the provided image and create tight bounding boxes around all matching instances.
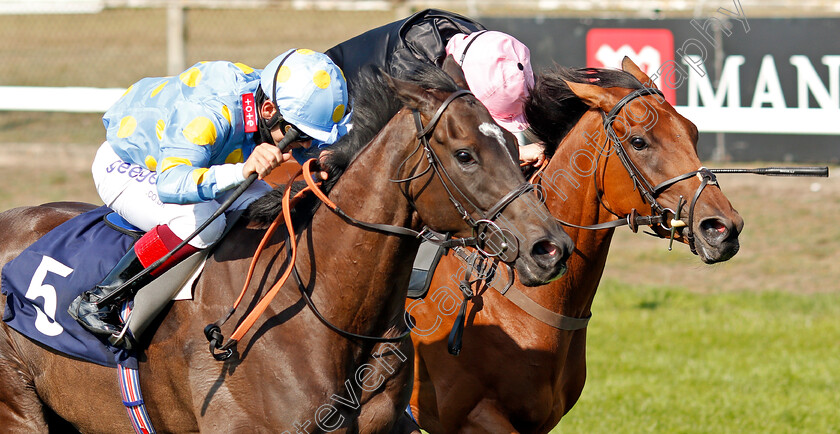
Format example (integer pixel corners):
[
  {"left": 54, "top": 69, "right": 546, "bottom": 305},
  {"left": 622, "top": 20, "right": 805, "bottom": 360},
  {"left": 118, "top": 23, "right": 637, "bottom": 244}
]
[
  {"left": 291, "top": 89, "right": 533, "bottom": 260},
  {"left": 392, "top": 89, "right": 536, "bottom": 260},
  {"left": 298, "top": 89, "right": 544, "bottom": 345},
  {"left": 401, "top": 89, "right": 548, "bottom": 355},
  {"left": 555, "top": 86, "right": 827, "bottom": 253},
  {"left": 207, "top": 88, "right": 538, "bottom": 356},
  {"left": 557, "top": 86, "right": 720, "bottom": 255}
]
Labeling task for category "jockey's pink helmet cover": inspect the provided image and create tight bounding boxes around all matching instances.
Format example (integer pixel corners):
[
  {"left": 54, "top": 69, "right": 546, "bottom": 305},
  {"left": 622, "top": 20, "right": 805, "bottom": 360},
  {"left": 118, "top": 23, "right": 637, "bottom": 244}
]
[{"left": 446, "top": 31, "right": 535, "bottom": 133}]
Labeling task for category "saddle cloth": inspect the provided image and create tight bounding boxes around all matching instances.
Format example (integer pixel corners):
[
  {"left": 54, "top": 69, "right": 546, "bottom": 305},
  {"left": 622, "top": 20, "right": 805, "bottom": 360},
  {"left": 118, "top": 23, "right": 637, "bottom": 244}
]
[{"left": 1, "top": 205, "right": 200, "bottom": 368}]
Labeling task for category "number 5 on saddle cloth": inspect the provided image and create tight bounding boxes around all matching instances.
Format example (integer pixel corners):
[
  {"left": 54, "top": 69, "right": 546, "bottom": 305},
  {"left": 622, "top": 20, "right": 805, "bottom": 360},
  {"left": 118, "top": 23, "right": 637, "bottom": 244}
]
[{"left": 1, "top": 206, "right": 214, "bottom": 367}]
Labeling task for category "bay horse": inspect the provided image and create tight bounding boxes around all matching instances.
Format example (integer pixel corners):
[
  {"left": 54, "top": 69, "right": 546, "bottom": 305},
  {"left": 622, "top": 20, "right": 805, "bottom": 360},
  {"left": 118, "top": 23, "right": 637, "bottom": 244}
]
[
  {"left": 0, "top": 63, "right": 572, "bottom": 432},
  {"left": 406, "top": 57, "right": 744, "bottom": 433}
]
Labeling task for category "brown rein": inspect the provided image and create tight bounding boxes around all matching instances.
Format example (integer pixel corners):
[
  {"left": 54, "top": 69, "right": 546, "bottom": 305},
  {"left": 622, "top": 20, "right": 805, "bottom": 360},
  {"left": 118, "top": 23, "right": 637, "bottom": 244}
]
[
  {"left": 206, "top": 159, "right": 422, "bottom": 360},
  {"left": 205, "top": 159, "right": 320, "bottom": 360},
  {"left": 464, "top": 89, "right": 829, "bottom": 336},
  {"left": 204, "top": 88, "right": 531, "bottom": 359}
]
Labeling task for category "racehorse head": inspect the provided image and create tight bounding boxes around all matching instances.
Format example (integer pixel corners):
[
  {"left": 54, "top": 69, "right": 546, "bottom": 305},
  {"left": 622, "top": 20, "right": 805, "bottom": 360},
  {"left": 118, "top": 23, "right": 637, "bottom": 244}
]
[
  {"left": 527, "top": 57, "right": 743, "bottom": 263},
  {"left": 392, "top": 64, "right": 572, "bottom": 284},
  {"left": 339, "top": 63, "right": 573, "bottom": 286}
]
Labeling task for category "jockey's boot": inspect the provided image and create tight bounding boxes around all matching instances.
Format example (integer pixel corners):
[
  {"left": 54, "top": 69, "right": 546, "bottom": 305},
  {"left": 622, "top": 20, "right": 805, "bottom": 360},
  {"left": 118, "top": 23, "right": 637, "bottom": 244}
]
[
  {"left": 68, "top": 247, "right": 145, "bottom": 335},
  {"left": 69, "top": 224, "right": 200, "bottom": 336}
]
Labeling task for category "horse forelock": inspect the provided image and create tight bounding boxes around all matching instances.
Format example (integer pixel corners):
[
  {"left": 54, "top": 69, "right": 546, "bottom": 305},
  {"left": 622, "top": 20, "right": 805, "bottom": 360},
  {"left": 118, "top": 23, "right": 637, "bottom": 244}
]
[
  {"left": 247, "top": 63, "right": 463, "bottom": 225},
  {"left": 525, "top": 66, "right": 644, "bottom": 157}
]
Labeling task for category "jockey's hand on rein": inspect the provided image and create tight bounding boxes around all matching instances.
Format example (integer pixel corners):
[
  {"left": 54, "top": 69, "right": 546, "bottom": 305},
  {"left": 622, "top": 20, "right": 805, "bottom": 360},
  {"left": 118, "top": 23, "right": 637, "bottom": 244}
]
[{"left": 243, "top": 142, "right": 290, "bottom": 180}]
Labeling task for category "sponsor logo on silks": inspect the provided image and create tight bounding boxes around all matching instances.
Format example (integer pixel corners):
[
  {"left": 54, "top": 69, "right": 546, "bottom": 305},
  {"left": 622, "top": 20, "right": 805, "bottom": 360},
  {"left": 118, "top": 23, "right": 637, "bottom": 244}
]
[
  {"left": 106, "top": 160, "right": 157, "bottom": 185},
  {"left": 241, "top": 93, "right": 258, "bottom": 133},
  {"left": 586, "top": 28, "right": 676, "bottom": 104}
]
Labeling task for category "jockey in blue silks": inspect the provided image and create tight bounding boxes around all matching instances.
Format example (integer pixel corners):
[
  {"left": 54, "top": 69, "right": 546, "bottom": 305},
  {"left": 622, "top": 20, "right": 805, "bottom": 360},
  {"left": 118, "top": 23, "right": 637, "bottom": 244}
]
[{"left": 70, "top": 49, "right": 350, "bottom": 338}]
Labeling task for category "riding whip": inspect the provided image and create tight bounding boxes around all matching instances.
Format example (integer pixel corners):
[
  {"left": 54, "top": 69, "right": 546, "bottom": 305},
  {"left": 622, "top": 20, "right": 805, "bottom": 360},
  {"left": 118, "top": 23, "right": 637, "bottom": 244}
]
[
  {"left": 710, "top": 167, "right": 829, "bottom": 177},
  {"left": 97, "top": 128, "right": 302, "bottom": 307}
]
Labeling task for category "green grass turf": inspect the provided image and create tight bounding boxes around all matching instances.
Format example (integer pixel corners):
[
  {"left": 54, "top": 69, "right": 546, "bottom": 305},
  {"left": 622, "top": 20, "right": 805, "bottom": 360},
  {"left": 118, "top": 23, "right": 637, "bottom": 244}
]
[{"left": 551, "top": 280, "right": 840, "bottom": 433}]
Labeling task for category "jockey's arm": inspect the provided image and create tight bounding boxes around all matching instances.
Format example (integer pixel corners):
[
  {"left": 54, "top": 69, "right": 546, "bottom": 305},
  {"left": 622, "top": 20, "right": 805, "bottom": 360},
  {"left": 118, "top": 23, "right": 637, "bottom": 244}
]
[{"left": 155, "top": 104, "right": 244, "bottom": 204}]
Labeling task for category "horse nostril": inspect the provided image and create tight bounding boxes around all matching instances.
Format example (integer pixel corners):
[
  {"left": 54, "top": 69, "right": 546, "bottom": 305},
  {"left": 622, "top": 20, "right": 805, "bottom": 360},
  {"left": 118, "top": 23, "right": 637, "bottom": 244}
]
[
  {"left": 529, "top": 237, "right": 572, "bottom": 280},
  {"left": 700, "top": 218, "right": 729, "bottom": 244},
  {"left": 532, "top": 240, "right": 558, "bottom": 257}
]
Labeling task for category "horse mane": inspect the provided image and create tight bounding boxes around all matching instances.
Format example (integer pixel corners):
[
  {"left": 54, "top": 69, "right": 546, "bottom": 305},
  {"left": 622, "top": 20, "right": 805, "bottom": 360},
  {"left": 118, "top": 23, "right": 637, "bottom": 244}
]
[
  {"left": 524, "top": 66, "right": 644, "bottom": 157},
  {"left": 246, "top": 62, "right": 459, "bottom": 225},
  {"left": 319, "top": 61, "right": 459, "bottom": 186}
]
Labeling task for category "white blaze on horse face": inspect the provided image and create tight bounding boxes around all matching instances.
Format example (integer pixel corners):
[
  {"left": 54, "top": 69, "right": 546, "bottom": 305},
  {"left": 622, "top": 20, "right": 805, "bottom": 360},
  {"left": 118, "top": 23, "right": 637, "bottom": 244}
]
[{"left": 479, "top": 123, "right": 515, "bottom": 165}]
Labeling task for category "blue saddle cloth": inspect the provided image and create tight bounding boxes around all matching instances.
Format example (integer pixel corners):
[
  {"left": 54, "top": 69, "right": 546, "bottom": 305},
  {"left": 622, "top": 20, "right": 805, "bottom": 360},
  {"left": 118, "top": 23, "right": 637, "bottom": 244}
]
[{"left": 1, "top": 205, "right": 138, "bottom": 368}]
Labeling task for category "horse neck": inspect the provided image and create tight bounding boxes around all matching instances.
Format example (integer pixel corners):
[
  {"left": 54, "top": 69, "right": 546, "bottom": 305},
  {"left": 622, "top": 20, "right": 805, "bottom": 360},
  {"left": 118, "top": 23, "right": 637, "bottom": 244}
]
[
  {"left": 532, "top": 110, "right": 617, "bottom": 318},
  {"left": 300, "top": 111, "right": 424, "bottom": 333},
  {"left": 327, "top": 109, "right": 424, "bottom": 231}
]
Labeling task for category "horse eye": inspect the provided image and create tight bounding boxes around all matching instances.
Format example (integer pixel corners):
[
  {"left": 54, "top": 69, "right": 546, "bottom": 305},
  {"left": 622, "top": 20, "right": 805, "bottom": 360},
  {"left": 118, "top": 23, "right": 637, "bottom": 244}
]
[
  {"left": 455, "top": 150, "right": 475, "bottom": 164},
  {"left": 630, "top": 137, "right": 648, "bottom": 150}
]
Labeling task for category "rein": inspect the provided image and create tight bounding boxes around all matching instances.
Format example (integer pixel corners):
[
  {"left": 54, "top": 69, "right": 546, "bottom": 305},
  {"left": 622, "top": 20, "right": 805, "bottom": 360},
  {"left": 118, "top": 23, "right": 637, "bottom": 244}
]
[
  {"left": 205, "top": 87, "right": 540, "bottom": 360},
  {"left": 442, "top": 242, "right": 590, "bottom": 356},
  {"left": 205, "top": 160, "right": 416, "bottom": 361},
  {"left": 479, "top": 87, "right": 829, "bottom": 338}
]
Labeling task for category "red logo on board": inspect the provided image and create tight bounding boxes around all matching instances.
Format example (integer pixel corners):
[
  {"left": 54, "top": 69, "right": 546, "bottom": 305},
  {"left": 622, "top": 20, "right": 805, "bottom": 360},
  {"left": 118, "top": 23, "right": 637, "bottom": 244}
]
[
  {"left": 241, "top": 93, "right": 258, "bottom": 133},
  {"left": 586, "top": 29, "right": 676, "bottom": 104}
]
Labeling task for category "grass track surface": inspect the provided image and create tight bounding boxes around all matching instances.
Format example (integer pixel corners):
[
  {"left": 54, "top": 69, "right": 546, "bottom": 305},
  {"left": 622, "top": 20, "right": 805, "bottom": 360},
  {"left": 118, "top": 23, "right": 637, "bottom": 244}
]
[{"left": 553, "top": 281, "right": 840, "bottom": 433}]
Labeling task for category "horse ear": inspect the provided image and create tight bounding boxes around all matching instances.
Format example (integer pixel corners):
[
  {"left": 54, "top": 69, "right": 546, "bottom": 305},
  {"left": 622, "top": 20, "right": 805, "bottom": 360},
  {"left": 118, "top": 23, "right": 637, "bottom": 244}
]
[
  {"left": 382, "top": 71, "right": 437, "bottom": 113},
  {"left": 441, "top": 55, "right": 469, "bottom": 89},
  {"left": 564, "top": 80, "right": 612, "bottom": 111},
  {"left": 621, "top": 56, "right": 658, "bottom": 89}
]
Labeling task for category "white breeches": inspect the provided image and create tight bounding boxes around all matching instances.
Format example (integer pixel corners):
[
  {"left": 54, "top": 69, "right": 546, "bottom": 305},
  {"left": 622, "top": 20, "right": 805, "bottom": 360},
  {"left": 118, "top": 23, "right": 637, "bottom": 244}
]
[{"left": 91, "top": 142, "right": 272, "bottom": 248}]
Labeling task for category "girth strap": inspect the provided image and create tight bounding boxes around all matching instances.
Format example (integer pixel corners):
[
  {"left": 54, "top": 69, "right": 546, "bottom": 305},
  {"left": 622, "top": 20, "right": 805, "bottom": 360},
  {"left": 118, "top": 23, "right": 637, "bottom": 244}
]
[
  {"left": 117, "top": 303, "right": 156, "bottom": 434},
  {"left": 119, "top": 363, "right": 155, "bottom": 434}
]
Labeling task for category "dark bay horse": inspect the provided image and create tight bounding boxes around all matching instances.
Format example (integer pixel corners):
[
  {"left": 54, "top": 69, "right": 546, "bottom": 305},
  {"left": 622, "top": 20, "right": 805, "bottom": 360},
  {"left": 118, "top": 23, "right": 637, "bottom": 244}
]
[
  {"left": 406, "top": 57, "right": 744, "bottom": 433},
  {"left": 0, "top": 64, "right": 572, "bottom": 432}
]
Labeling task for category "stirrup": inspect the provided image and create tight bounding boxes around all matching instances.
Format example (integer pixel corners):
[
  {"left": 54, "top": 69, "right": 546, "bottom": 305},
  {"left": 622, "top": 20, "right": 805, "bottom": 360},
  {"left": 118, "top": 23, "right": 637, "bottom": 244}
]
[
  {"left": 68, "top": 290, "right": 123, "bottom": 336},
  {"left": 109, "top": 322, "right": 138, "bottom": 350}
]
